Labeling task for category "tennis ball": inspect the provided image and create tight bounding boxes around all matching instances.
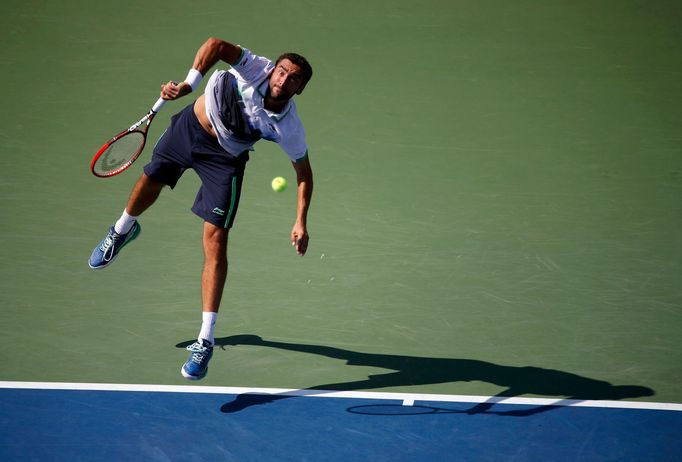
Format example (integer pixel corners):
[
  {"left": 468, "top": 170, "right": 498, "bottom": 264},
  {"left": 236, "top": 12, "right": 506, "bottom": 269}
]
[{"left": 271, "top": 176, "right": 287, "bottom": 192}]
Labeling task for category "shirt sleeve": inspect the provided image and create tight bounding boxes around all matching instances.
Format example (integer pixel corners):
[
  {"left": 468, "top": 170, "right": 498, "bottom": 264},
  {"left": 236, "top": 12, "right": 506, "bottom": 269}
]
[
  {"left": 278, "top": 112, "right": 308, "bottom": 162},
  {"left": 229, "top": 47, "right": 273, "bottom": 84}
]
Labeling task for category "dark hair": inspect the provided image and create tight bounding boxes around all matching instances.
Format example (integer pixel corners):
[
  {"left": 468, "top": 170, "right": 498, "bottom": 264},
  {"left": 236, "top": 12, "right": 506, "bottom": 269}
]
[{"left": 275, "top": 53, "right": 313, "bottom": 85}]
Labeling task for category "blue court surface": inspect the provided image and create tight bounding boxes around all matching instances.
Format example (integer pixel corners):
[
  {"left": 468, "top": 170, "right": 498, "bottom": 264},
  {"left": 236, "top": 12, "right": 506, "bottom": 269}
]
[{"left": 1, "top": 382, "right": 681, "bottom": 461}]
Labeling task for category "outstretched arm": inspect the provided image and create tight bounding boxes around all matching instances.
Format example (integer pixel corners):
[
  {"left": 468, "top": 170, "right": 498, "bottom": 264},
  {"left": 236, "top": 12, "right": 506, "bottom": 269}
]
[
  {"left": 160, "top": 37, "right": 243, "bottom": 100},
  {"left": 291, "top": 156, "right": 313, "bottom": 256},
  {"left": 191, "top": 37, "right": 242, "bottom": 74}
]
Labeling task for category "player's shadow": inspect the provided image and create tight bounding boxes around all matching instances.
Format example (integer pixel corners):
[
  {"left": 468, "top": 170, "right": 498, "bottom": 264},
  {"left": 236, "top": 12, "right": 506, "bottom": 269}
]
[{"left": 176, "top": 334, "right": 654, "bottom": 415}]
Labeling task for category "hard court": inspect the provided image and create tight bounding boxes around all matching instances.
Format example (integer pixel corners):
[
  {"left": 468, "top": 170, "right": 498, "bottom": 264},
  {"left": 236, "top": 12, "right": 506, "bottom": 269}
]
[{"left": 1, "top": 1, "right": 681, "bottom": 460}]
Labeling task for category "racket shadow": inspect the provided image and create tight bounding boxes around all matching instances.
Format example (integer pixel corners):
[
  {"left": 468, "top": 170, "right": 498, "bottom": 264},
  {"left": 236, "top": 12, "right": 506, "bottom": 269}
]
[{"left": 176, "top": 335, "right": 654, "bottom": 415}]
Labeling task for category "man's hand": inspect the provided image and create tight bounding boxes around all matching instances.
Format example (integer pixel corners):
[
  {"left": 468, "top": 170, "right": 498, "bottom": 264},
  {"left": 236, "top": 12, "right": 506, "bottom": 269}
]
[
  {"left": 290, "top": 157, "right": 313, "bottom": 256},
  {"left": 291, "top": 222, "right": 309, "bottom": 256},
  {"left": 160, "top": 81, "right": 192, "bottom": 100}
]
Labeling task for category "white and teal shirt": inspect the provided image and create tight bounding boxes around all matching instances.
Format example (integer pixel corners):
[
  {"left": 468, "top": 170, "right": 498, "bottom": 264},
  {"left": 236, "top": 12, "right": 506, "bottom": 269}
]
[{"left": 204, "top": 47, "right": 308, "bottom": 162}]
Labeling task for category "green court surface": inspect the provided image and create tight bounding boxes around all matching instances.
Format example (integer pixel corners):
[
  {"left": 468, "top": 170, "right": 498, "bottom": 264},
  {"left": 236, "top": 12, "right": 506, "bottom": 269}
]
[{"left": 1, "top": 0, "right": 680, "bottom": 407}]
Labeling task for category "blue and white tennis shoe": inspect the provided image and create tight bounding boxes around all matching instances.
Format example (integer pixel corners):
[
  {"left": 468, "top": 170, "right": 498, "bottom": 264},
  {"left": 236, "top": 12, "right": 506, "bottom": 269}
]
[
  {"left": 88, "top": 222, "right": 141, "bottom": 269},
  {"left": 181, "top": 339, "right": 214, "bottom": 380}
]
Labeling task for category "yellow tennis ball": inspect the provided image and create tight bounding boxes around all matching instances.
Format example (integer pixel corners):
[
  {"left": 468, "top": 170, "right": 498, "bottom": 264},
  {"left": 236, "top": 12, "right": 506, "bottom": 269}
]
[{"left": 271, "top": 176, "right": 287, "bottom": 192}]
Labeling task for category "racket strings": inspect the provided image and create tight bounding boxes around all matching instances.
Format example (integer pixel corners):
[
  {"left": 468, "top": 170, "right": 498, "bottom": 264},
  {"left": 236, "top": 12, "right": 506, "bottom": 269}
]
[{"left": 92, "top": 131, "right": 145, "bottom": 176}]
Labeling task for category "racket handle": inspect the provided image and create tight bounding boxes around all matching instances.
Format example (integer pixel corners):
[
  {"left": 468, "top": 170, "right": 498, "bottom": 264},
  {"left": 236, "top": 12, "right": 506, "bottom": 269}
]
[{"left": 151, "top": 97, "right": 167, "bottom": 113}]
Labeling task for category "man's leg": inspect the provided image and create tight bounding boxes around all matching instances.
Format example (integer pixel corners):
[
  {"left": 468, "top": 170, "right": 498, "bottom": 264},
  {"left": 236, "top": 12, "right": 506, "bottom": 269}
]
[
  {"left": 113, "top": 173, "right": 166, "bottom": 233},
  {"left": 181, "top": 221, "right": 228, "bottom": 380},
  {"left": 88, "top": 173, "right": 165, "bottom": 269},
  {"left": 201, "top": 221, "right": 229, "bottom": 317},
  {"left": 126, "top": 173, "right": 165, "bottom": 217}
]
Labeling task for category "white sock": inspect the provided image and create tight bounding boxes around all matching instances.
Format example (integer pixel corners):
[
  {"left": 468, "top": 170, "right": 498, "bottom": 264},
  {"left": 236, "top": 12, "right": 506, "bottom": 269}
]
[
  {"left": 198, "top": 312, "right": 218, "bottom": 345},
  {"left": 114, "top": 209, "right": 138, "bottom": 235}
]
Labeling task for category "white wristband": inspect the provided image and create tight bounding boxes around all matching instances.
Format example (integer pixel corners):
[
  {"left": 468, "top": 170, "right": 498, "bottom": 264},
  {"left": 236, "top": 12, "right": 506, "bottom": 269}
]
[{"left": 184, "top": 68, "right": 203, "bottom": 91}]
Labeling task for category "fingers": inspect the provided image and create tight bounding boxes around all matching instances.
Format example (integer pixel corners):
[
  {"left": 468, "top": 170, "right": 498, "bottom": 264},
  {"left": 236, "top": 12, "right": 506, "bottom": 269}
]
[
  {"left": 292, "top": 232, "right": 309, "bottom": 256},
  {"left": 297, "top": 237, "right": 308, "bottom": 256},
  {"left": 296, "top": 238, "right": 308, "bottom": 256},
  {"left": 160, "top": 81, "right": 190, "bottom": 100},
  {"left": 159, "top": 81, "right": 174, "bottom": 99}
]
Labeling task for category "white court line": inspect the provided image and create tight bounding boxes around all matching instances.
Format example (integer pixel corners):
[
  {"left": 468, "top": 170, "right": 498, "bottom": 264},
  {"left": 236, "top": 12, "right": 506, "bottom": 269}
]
[{"left": 1, "top": 381, "right": 681, "bottom": 412}]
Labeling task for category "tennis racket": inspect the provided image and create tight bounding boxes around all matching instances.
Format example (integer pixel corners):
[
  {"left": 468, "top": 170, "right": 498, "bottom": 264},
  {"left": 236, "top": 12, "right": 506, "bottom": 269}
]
[{"left": 90, "top": 96, "right": 168, "bottom": 178}]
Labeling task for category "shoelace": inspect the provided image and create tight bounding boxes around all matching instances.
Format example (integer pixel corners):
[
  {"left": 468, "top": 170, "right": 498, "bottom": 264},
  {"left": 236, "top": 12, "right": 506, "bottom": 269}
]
[
  {"left": 99, "top": 231, "right": 121, "bottom": 262},
  {"left": 186, "top": 342, "right": 210, "bottom": 364}
]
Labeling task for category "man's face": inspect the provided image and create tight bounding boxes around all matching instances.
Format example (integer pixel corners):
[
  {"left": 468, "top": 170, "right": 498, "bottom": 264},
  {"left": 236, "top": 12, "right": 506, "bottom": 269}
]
[{"left": 268, "top": 59, "right": 306, "bottom": 101}]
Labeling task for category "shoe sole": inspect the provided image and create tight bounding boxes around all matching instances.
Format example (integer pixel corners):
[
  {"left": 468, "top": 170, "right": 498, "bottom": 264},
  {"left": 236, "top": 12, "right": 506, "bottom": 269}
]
[
  {"left": 88, "top": 224, "right": 141, "bottom": 270},
  {"left": 88, "top": 254, "right": 119, "bottom": 270},
  {"left": 181, "top": 365, "right": 207, "bottom": 380}
]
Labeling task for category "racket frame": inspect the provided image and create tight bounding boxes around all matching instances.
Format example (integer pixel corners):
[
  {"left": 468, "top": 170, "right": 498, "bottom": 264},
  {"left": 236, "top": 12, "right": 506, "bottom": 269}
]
[{"left": 90, "top": 97, "right": 167, "bottom": 178}]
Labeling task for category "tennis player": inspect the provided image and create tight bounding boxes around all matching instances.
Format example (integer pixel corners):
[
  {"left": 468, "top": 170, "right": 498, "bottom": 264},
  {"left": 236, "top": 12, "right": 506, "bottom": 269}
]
[{"left": 88, "top": 38, "right": 314, "bottom": 380}]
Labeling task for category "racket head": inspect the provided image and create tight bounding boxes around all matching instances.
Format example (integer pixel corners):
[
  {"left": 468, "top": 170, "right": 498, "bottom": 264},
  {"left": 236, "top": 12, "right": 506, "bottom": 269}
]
[{"left": 90, "top": 129, "right": 147, "bottom": 178}]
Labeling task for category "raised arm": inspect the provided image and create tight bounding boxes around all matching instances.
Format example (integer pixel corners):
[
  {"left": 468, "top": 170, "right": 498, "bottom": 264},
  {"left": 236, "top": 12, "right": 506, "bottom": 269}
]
[
  {"left": 160, "top": 38, "right": 242, "bottom": 100},
  {"left": 191, "top": 37, "right": 243, "bottom": 74},
  {"left": 290, "top": 156, "right": 314, "bottom": 256}
]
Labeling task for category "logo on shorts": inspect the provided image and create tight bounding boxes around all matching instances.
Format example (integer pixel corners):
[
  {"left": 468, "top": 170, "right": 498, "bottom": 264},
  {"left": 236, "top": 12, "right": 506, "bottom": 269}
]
[{"left": 212, "top": 207, "right": 225, "bottom": 216}]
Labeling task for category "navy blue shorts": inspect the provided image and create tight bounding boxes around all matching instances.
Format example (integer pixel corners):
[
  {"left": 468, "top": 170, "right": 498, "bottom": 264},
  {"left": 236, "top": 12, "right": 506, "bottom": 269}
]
[{"left": 144, "top": 103, "right": 249, "bottom": 229}]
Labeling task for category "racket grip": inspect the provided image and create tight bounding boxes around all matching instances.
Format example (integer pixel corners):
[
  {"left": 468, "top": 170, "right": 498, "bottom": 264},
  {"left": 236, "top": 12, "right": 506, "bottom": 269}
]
[{"left": 151, "top": 97, "right": 167, "bottom": 113}]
